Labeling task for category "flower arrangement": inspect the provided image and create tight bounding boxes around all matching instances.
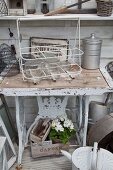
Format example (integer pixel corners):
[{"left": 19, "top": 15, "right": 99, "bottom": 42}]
[{"left": 49, "top": 116, "right": 75, "bottom": 144}]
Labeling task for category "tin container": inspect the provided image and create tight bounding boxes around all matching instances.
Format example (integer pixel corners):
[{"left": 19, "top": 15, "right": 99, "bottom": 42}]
[{"left": 82, "top": 33, "right": 102, "bottom": 69}]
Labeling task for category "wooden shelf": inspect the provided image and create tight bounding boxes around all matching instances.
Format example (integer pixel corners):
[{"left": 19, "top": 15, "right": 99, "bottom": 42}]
[{"left": 1, "top": 14, "right": 113, "bottom": 20}]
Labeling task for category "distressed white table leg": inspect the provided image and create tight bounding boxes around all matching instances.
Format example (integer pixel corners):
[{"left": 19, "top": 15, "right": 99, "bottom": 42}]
[
  {"left": 79, "top": 96, "right": 83, "bottom": 129},
  {"left": 15, "top": 96, "right": 26, "bottom": 166},
  {"left": 25, "top": 116, "right": 40, "bottom": 146},
  {"left": 0, "top": 137, "right": 8, "bottom": 170},
  {"left": 83, "top": 95, "right": 90, "bottom": 146}
]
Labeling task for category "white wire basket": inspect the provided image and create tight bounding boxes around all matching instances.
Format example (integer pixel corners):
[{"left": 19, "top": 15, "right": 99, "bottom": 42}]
[
  {"left": 19, "top": 44, "right": 83, "bottom": 84},
  {"left": 17, "top": 18, "right": 83, "bottom": 84}
]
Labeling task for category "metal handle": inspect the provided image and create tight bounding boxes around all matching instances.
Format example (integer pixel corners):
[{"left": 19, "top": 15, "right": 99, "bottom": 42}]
[{"left": 91, "top": 142, "right": 98, "bottom": 170}]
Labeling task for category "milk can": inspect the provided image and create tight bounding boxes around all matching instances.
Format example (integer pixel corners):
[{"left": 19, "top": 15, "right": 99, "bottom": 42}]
[{"left": 82, "top": 33, "right": 102, "bottom": 69}]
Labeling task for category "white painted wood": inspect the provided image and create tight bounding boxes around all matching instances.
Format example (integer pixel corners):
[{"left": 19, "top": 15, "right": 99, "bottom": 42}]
[
  {"left": 3, "top": 147, "right": 8, "bottom": 170},
  {"left": 0, "top": 116, "right": 16, "bottom": 169},
  {"left": 0, "top": 137, "right": 6, "bottom": 155},
  {"left": 1, "top": 21, "right": 113, "bottom": 60},
  {"left": 83, "top": 96, "right": 90, "bottom": 146},
  {"left": 0, "top": 87, "right": 112, "bottom": 96},
  {"left": 82, "top": 0, "right": 96, "bottom": 9},
  {"left": 1, "top": 14, "right": 113, "bottom": 20},
  {"left": 15, "top": 96, "right": 26, "bottom": 165},
  {"left": 28, "top": 0, "right": 96, "bottom": 10},
  {"left": 0, "top": 137, "right": 8, "bottom": 170}
]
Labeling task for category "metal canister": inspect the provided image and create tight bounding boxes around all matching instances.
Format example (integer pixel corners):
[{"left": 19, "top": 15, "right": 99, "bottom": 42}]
[{"left": 82, "top": 33, "right": 102, "bottom": 69}]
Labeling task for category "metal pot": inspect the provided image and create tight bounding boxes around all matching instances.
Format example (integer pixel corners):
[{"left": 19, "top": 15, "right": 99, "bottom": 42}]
[
  {"left": 82, "top": 33, "right": 102, "bottom": 69},
  {"left": 89, "top": 101, "right": 109, "bottom": 124}
]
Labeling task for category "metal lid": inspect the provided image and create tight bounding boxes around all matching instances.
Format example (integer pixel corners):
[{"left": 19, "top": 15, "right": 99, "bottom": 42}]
[{"left": 83, "top": 33, "right": 102, "bottom": 44}]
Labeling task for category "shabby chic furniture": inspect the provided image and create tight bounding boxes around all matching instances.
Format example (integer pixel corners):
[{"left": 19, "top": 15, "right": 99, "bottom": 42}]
[
  {"left": 0, "top": 14, "right": 113, "bottom": 169},
  {"left": 0, "top": 67, "right": 111, "bottom": 168}
]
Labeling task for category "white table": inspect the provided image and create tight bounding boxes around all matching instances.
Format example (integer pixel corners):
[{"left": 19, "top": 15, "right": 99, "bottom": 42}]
[{"left": 0, "top": 68, "right": 112, "bottom": 169}]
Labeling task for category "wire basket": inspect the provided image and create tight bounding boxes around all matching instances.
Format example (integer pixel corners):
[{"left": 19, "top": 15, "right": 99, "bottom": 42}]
[
  {"left": 105, "top": 61, "right": 113, "bottom": 78},
  {"left": 96, "top": 0, "right": 113, "bottom": 16},
  {"left": 17, "top": 18, "right": 83, "bottom": 84},
  {"left": 0, "top": 43, "right": 20, "bottom": 77},
  {"left": 20, "top": 45, "right": 83, "bottom": 84}
]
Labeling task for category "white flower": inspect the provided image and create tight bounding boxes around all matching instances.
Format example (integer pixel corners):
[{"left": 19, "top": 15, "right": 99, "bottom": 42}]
[
  {"left": 64, "top": 119, "right": 72, "bottom": 128},
  {"left": 51, "top": 119, "right": 60, "bottom": 128},
  {"left": 60, "top": 116, "right": 65, "bottom": 122},
  {"left": 55, "top": 124, "right": 64, "bottom": 132},
  {"left": 70, "top": 124, "right": 74, "bottom": 130},
  {"left": 54, "top": 119, "right": 59, "bottom": 123},
  {"left": 51, "top": 120, "right": 56, "bottom": 128},
  {"left": 59, "top": 115, "right": 67, "bottom": 122}
]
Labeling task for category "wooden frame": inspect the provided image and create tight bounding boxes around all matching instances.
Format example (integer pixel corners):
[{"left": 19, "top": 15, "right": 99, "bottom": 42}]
[
  {"left": 0, "top": 116, "right": 16, "bottom": 169},
  {"left": 6, "top": 0, "right": 27, "bottom": 16},
  {"left": 0, "top": 94, "right": 17, "bottom": 141},
  {"left": 30, "top": 37, "right": 69, "bottom": 61},
  {"left": 0, "top": 137, "right": 8, "bottom": 170}
]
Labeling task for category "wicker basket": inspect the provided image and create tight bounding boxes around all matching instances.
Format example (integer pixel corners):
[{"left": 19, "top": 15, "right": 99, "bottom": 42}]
[{"left": 96, "top": 0, "right": 113, "bottom": 16}]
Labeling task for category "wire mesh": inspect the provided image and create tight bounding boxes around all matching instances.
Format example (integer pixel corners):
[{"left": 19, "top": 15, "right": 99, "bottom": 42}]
[
  {"left": 17, "top": 18, "right": 83, "bottom": 84},
  {"left": 20, "top": 45, "right": 83, "bottom": 83},
  {"left": 105, "top": 61, "right": 113, "bottom": 79},
  {"left": 0, "top": 43, "right": 20, "bottom": 77}
]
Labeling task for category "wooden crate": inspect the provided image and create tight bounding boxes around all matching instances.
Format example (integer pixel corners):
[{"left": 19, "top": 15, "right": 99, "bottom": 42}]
[
  {"left": 30, "top": 118, "right": 51, "bottom": 144},
  {"left": 30, "top": 140, "right": 69, "bottom": 158}
]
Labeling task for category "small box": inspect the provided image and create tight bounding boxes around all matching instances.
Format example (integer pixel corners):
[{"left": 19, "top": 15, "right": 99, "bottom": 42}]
[{"left": 30, "top": 140, "right": 69, "bottom": 158}]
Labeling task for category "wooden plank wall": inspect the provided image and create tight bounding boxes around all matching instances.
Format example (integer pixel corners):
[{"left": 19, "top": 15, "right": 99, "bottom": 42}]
[
  {"left": 0, "top": 0, "right": 113, "bottom": 128},
  {"left": 1, "top": 20, "right": 113, "bottom": 62},
  {"left": 27, "top": 0, "right": 96, "bottom": 10}
]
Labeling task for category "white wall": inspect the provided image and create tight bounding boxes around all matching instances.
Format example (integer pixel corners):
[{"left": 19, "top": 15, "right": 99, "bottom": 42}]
[{"left": 27, "top": 0, "right": 96, "bottom": 9}]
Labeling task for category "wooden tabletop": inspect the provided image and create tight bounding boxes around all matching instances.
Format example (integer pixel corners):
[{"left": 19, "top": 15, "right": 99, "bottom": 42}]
[
  {"left": 0, "top": 69, "right": 111, "bottom": 96},
  {"left": 0, "top": 69, "right": 109, "bottom": 89}
]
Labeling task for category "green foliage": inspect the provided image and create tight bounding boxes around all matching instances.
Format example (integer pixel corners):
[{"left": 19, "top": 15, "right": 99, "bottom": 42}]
[{"left": 49, "top": 119, "right": 75, "bottom": 144}]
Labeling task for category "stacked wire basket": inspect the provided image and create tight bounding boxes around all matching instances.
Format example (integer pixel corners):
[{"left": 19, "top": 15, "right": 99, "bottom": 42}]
[
  {"left": 19, "top": 44, "right": 83, "bottom": 84},
  {"left": 17, "top": 18, "right": 83, "bottom": 84}
]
